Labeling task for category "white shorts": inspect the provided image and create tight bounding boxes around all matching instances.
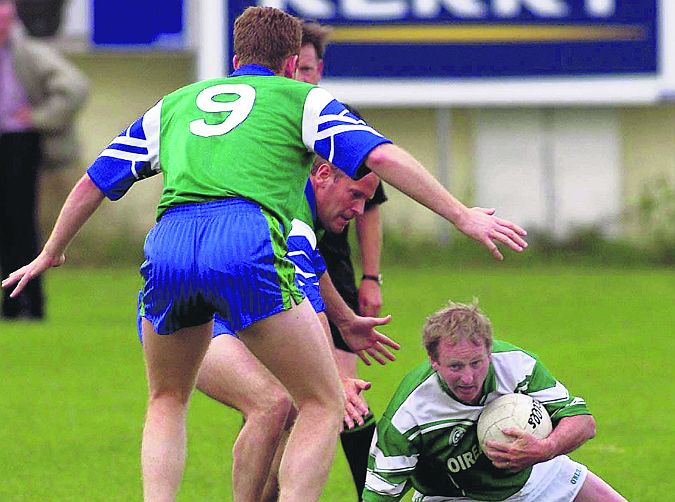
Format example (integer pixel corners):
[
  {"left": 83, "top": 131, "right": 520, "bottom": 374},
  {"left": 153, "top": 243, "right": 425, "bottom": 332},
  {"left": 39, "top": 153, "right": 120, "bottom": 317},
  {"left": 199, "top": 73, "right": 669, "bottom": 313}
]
[{"left": 412, "top": 455, "right": 588, "bottom": 502}]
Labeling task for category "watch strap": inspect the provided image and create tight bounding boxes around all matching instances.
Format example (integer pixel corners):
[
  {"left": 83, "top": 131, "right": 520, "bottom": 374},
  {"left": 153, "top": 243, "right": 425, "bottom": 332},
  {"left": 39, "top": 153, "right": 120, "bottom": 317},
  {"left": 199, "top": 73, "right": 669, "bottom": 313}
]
[{"left": 361, "top": 274, "right": 382, "bottom": 285}]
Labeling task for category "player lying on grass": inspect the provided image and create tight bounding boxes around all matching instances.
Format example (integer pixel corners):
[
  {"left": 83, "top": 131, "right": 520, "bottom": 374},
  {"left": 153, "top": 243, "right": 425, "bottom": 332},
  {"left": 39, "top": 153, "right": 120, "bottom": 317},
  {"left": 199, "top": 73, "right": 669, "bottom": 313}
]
[
  {"left": 136, "top": 157, "right": 388, "bottom": 501},
  {"left": 362, "top": 301, "right": 626, "bottom": 502},
  {"left": 3, "top": 7, "right": 528, "bottom": 501}
]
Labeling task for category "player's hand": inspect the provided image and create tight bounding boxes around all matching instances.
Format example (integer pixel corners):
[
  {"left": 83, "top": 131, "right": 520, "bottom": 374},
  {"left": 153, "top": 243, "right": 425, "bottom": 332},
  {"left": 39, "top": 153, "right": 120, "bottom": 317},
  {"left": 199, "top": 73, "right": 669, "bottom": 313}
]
[
  {"left": 341, "top": 377, "right": 371, "bottom": 431},
  {"left": 454, "top": 207, "right": 528, "bottom": 261},
  {"left": 338, "top": 314, "right": 399, "bottom": 366},
  {"left": 484, "top": 428, "right": 549, "bottom": 471},
  {"left": 358, "top": 279, "right": 382, "bottom": 317},
  {"left": 1, "top": 250, "right": 65, "bottom": 298}
]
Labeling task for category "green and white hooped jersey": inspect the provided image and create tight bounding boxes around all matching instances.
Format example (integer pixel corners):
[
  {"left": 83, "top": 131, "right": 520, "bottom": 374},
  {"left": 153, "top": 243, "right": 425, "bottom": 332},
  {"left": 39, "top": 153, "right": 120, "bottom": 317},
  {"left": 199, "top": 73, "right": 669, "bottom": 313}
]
[
  {"left": 363, "top": 340, "right": 590, "bottom": 502},
  {"left": 86, "top": 64, "right": 391, "bottom": 237}
]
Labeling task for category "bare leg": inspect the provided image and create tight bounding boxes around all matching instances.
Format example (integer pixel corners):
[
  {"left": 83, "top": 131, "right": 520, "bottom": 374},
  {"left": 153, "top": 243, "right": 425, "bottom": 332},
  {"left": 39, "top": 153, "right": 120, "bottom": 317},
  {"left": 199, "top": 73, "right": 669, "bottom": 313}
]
[
  {"left": 240, "top": 299, "right": 344, "bottom": 502},
  {"left": 336, "top": 348, "right": 358, "bottom": 380},
  {"left": 196, "top": 335, "right": 294, "bottom": 502},
  {"left": 574, "top": 470, "right": 627, "bottom": 502},
  {"left": 260, "top": 409, "right": 297, "bottom": 502},
  {"left": 141, "top": 319, "right": 213, "bottom": 502}
]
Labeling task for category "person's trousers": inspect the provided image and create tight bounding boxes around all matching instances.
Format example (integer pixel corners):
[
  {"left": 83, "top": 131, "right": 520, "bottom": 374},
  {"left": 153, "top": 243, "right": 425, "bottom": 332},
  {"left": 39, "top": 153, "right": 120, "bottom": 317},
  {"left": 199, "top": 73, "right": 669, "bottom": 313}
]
[{"left": 0, "top": 131, "right": 44, "bottom": 319}]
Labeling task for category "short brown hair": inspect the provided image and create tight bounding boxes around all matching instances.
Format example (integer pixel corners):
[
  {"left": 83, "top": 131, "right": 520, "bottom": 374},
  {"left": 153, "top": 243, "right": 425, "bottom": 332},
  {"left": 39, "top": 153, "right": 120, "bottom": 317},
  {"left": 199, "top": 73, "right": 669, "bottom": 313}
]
[
  {"left": 311, "top": 156, "right": 344, "bottom": 180},
  {"left": 302, "top": 21, "right": 332, "bottom": 59},
  {"left": 234, "top": 7, "right": 302, "bottom": 73},
  {"left": 423, "top": 300, "right": 493, "bottom": 361}
]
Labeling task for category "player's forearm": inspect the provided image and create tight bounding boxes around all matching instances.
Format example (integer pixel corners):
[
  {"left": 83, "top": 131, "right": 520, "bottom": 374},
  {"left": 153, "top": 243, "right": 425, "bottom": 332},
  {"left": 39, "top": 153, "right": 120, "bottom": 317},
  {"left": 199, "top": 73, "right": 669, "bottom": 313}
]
[
  {"left": 43, "top": 174, "right": 105, "bottom": 258},
  {"left": 319, "top": 272, "right": 356, "bottom": 329},
  {"left": 355, "top": 206, "right": 382, "bottom": 276},
  {"left": 365, "top": 143, "right": 468, "bottom": 227},
  {"left": 542, "top": 415, "right": 596, "bottom": 460}
]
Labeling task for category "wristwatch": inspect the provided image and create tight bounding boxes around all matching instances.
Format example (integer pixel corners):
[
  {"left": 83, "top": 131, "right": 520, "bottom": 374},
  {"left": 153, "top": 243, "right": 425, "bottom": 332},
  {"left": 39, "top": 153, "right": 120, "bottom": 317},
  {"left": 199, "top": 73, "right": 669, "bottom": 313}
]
[{"left": 361, "top": 273, "right": 383, "bottom": 285}]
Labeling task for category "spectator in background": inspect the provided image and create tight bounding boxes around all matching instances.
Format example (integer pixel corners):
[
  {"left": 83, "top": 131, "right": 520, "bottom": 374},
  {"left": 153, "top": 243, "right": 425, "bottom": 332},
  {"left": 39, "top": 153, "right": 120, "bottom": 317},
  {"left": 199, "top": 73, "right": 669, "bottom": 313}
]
[
  {"left": 0, "top": 0, "right": 88, "bottom": 319},
  {"left": 297, "top": 21, "right": 387, "bottom": 500}
]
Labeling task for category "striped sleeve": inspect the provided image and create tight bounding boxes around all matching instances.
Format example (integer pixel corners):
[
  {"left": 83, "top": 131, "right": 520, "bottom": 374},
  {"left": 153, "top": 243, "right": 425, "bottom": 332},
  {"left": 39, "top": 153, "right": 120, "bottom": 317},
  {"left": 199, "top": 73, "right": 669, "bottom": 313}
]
[
  {"left": 363, "top": 415, "right": 418, "bottom": 502},
  {"left": 287, "top": 219, "right": 320, "bottom": 284},
  {"left": 527, "top": 359, "right": 591, "bottom": 422},
  {"left": 301, "top": 87, "right": 391, "bottom": 179},
  {"left": 492, "top": 346, "right": 591, "bottom": 423},
  {"left": 312, "top": 248, "right": 327, "bottom": 278},
  {"left": 286, "top": 218, "right": 325, "bottom": 313},
  {"left": 87, "top": 100, "right": 162, "bottom": 200}
]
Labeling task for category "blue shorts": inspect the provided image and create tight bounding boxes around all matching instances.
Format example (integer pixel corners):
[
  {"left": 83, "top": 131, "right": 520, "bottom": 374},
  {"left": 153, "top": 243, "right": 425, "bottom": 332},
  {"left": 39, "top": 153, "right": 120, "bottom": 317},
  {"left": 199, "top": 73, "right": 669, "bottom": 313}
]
[
  {"left": 138, "top": 198, "right": 304, "bottom": 335},
  {"left": 137, "top": 215, "right": 326, "bottom": 341},
  {"left": 138, "top": 217, "right": 326, "bottom": 341},
  {"left": 208, "top": 218, "right": 327, "bottom": 337}
]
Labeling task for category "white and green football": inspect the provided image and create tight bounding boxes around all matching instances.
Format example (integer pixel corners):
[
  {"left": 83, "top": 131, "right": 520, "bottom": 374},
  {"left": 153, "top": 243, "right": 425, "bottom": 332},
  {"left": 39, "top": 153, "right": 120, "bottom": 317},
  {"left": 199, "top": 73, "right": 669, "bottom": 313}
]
[{"left": 476, "top": 393, "right": 552, "bottom": 452}]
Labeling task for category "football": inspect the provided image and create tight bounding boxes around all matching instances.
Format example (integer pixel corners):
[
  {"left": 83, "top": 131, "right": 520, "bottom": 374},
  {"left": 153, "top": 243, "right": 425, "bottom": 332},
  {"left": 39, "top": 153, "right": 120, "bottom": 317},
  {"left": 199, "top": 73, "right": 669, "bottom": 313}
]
[{"left": 476, "top": 393, "right": 552, "bottom": 452}]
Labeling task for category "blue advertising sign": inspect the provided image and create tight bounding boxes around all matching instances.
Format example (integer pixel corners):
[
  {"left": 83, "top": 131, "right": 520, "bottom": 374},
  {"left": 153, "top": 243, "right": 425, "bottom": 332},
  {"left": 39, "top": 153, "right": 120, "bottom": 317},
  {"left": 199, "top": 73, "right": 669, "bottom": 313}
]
[
  {"left": 93, "top": 0, "right": 184, "bottom": 48},
  {"left": 227, "top": 0, "right": 658, "bottom": 78}
]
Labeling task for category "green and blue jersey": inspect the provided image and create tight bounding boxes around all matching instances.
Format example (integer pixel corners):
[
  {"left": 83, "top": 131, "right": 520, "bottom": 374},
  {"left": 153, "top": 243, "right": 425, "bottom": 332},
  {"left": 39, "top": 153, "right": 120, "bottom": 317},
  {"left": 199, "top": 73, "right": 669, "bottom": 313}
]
[{"left": 86, "top": 64, "right": 391, "bottom": 237}]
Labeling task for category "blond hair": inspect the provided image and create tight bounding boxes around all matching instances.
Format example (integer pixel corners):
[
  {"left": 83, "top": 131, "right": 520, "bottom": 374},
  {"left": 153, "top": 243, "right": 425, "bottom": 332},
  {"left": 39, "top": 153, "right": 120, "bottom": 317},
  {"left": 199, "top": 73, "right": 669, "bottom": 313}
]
[{"left": 423, "top": 300, "right": 493, "bottom": 361}]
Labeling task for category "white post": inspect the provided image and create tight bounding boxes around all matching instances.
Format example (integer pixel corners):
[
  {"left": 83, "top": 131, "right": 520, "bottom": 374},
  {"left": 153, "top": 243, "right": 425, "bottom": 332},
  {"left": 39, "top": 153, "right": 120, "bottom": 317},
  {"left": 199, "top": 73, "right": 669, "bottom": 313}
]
[
  {"left": 660, "top": 0, "right": 675, "bottom": 99},
  {"left": 195, "top": 0, "right": 226, "bottom": 81},
  {"left": 436, "top": 107, "right": 452, "bottom": 246},
  {"left": 540, "top": 108, "right": 558, "bottom": 239}
]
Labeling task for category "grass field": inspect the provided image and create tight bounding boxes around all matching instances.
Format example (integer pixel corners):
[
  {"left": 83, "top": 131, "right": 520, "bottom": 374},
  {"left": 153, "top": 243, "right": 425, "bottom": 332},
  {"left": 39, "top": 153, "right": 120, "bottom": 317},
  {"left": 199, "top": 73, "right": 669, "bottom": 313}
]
[{"left": 1, "top": 265, "right": 673, "bottom": 501}]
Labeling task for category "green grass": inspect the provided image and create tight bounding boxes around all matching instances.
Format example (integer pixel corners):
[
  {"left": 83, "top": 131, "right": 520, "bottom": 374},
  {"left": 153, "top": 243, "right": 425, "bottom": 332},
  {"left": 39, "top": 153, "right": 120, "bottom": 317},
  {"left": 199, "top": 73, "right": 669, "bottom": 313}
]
[{"left": 1, "top": 265, "right": 673, "bottom": 501}]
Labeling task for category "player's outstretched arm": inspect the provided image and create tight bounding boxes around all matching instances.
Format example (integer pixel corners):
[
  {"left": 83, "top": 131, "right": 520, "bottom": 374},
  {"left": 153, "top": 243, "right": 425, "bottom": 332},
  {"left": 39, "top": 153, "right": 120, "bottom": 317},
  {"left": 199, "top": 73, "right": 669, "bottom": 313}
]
[
  {"left": 319, "top": 272, "right": 398, "bottom": 365},
  {"left": 1, "top": 174, "right": 105, "bottom": 297},
  {"left": 485, "top": 414, "right": 596, "bottom": 471},
  {"left": 365, "top": 143, "right": 528, "bottom": 260},
  {"left": 355, "top": 205, "right": 383, "bottom": 317}
]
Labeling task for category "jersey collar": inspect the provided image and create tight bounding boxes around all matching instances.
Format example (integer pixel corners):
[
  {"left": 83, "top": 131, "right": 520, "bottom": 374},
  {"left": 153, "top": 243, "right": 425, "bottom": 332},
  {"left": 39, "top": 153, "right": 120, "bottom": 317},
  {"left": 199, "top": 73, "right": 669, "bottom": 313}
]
[
  {"left": 481, "top": 364, "right": 497, "bottom": 404},
  {"left": 305, "top": 180, "right": 318, "bottom": 222},
  {"left": 230, "top": 64, "right": 276, "bottom": 77}
]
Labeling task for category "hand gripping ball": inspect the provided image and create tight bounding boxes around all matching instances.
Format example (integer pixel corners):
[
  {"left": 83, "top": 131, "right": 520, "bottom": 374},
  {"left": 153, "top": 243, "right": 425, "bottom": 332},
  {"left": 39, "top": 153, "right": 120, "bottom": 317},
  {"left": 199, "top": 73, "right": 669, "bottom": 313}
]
[{"left": 476, "top": 393, "right": 552, "bottom": 452}]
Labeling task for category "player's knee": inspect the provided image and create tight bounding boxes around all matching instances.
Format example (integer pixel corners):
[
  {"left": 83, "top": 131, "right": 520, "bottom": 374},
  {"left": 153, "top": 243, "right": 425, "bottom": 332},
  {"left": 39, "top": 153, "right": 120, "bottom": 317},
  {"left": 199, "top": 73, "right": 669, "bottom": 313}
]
[
  {"left": 242, "top": 383, "right": 293, "bottom": 433},
  {"left": 331, "top": 378, "right": 347, "bottom": 413},
  {"left": 297, "top": 388, "right": 344, "bottom": 426},
  {"left": 258, "top": 386, "right": 294, "bottom": 428},
  {"left": 147, "top": 388, "right": 192, "bottom": 413},
  {"left": 575, "top": 471, "right": 626, "bottom": 502},
  {"left": 586, "top": 416, "right": 597, "bottom": 440},
  {"left": 317, "top": 376, "right": 345, "bottom": 412}
]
